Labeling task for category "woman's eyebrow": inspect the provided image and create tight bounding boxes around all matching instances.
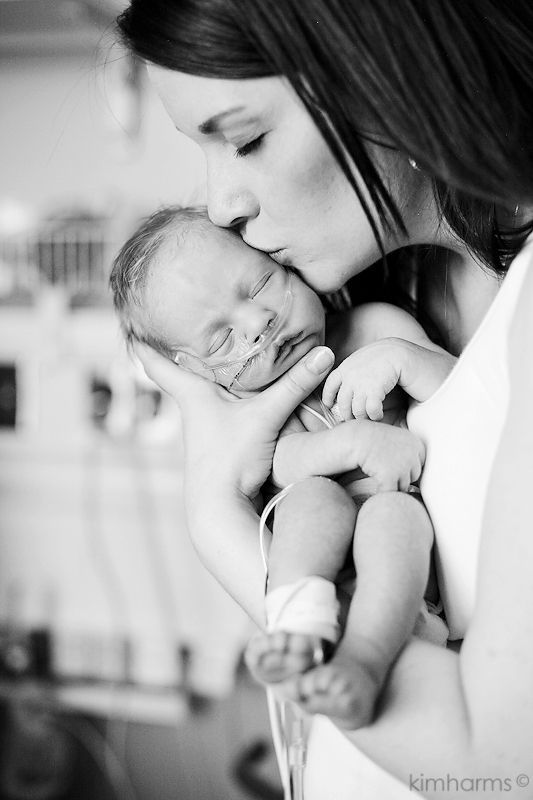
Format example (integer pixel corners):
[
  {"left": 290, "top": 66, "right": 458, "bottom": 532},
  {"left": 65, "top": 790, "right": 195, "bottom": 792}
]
[{"left": 198, "top": 106, "right": 248, "bottom": 134}]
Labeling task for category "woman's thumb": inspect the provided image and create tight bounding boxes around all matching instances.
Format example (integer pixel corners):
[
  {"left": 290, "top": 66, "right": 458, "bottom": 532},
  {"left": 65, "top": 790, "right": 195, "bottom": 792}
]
[{"left": 261, "top": 346, "right": 335, "bottom": 424}]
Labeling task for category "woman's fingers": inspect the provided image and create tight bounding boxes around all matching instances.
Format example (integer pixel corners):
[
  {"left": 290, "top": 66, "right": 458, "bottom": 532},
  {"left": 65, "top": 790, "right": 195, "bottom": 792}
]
[{"left": 258, "top": 346, "right": 335, "bottom": 427}]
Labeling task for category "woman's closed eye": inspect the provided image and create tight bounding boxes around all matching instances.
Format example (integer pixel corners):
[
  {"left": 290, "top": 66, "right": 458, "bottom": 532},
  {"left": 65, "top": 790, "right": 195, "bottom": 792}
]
[{"left": 235, "top": 133, "right": 266, "bottom": 158}]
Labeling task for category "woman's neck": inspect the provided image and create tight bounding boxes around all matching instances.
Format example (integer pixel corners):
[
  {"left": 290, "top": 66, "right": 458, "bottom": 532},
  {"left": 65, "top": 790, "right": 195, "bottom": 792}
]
[
  {"left": 417, "top": 246, "right": 501, "bottom": 356},
  {"left": 402, "top": 189, "right": 503, "bottom": 355}
]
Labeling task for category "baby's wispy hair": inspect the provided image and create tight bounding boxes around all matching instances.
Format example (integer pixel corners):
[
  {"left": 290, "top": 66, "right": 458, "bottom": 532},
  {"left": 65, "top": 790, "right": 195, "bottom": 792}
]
[{"left": 109, "top": 205, "right": 211, "bottom": 356}]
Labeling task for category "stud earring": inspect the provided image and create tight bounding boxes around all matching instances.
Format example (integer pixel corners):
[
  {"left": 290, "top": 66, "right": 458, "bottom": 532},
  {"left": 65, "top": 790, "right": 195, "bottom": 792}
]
[{"left": 408, "top": 157, "right": 420, "bottom": 171}]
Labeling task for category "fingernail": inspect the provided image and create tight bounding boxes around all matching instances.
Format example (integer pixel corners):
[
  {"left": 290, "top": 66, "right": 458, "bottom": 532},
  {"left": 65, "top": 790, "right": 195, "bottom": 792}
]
[{"left": 306, "top": 347, "right": 334, "bottom": 374}]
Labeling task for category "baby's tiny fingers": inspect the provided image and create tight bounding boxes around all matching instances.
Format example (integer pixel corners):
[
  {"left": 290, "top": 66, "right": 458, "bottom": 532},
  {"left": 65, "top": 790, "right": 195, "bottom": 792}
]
[
  {"left": 410, "top": 460, "right": 423, "bottom": 484},
  {"left": 322, "top": 371, "right": 342, "bottom": 408},
  {"left": 366, "top": 394, "right": 384, "bottom": 421},
  {"left": 351, "top": 393, "right": 369, "bottom": 420},
  {"left": 337, "top": 384, "right": 356, "bottom": 421},
  {"left": 377, "top": 472, "right": 399, "bottom": 493},
  {"left": 398, "top": 473, "right": 411, "bottom": 493}
]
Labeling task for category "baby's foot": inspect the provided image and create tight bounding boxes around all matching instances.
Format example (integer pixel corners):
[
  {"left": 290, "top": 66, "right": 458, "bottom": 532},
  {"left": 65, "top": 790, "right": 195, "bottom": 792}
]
[
  {"left": 285, "top": 651, "right": 384, "bottom": 730},
  {"left": 245, "top": 631, "right": 325, "bottom": 685}
]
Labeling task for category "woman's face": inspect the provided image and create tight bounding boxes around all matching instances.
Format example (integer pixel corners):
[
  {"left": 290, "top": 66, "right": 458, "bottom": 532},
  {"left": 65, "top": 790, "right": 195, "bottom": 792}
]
[{"left": 148, "top": 68, "right": 422, "bottom": 293}]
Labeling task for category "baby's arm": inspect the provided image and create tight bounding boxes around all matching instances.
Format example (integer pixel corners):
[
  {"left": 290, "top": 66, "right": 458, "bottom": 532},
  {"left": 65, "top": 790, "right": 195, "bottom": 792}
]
[
  {"left": 323, "top": 303, "right": 457, "bottom": 420},
  {"left": 272, "top": 416, "right": 425, "bottom": 492}
]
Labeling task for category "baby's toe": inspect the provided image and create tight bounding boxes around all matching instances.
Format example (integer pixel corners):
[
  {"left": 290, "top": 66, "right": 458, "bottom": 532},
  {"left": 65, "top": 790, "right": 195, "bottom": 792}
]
[
  {"left": 326, "top": 669, "right": 353, "bottom": 697},
  {"left": 246, "top": 632, "right": 326, "bottom": 685},
  {"left": 244, "top": 634, "right": 271, "bottom": 668}
]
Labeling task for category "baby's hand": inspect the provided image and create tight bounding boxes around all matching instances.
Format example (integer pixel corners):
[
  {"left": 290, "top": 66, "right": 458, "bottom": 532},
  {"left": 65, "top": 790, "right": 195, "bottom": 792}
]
[
  {"left": 346, "top": 422, "right": 425, "bottom": 492},
  {"left": 323, "top": 340, "right": 406, "bottom": 421}
]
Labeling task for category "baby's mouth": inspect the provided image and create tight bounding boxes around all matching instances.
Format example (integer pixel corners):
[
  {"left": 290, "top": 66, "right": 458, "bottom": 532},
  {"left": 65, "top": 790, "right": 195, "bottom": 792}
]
[{"left": 274, "top": 331, "right": 304, "bottom": 363}]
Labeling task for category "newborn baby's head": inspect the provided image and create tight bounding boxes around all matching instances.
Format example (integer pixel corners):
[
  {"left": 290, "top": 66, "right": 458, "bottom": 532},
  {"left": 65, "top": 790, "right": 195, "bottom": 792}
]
[{"left": 110, "top": 206, "right": 325, "bottom": 391}]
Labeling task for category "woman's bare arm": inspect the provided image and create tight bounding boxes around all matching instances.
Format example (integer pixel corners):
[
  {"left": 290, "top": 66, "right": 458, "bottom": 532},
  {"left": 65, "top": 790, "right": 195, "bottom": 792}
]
[{"left": 186, "top": 484, "right": 269, "bottom": 627}]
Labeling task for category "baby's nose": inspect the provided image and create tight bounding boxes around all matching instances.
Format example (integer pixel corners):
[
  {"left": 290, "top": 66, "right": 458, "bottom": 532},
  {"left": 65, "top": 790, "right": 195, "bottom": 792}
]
[
  {"left": 252, "top": 315, "right": 277, "bottom": 344},
  {"left": 240, "top": 304, "right": 277, "bottom": 344}
]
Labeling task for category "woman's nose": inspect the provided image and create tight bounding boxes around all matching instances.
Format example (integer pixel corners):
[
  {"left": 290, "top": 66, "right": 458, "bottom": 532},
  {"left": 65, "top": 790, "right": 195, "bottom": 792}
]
[{"left": 206, "top": 159, "right": 259, "bottom": 229}]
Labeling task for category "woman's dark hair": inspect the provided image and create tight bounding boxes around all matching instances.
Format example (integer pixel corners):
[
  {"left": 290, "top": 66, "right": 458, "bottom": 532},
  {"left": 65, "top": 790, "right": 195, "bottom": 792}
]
[{"left": 117, "top": 0, "right": 533, "bottom": 278}]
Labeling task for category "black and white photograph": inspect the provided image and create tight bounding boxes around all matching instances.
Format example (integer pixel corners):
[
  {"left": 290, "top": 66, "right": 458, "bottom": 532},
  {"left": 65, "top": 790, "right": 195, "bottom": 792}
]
[{"left": 0, "top": 2, "right": 532, "bottom": 798}]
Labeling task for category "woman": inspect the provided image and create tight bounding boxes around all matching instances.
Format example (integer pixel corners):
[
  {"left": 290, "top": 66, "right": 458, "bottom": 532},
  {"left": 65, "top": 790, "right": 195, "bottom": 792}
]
[{"left": 116, "top": 1, "right": 533, "bottom": 797}]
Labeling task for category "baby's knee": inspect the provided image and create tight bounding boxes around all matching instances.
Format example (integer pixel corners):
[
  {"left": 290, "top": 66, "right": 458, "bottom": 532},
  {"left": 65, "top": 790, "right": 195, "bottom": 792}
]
[
  {"left": 278, "top": 477, "right": 356, "bottom": 527},
  {"left": 357, "top": 492, "right": 432, "bottom": 543},
  {"left": 291, "top": 475, "right": 353, "bottom": 507},
  {"left": 358, "top": 490, "right": 414, "bottom": 518}
]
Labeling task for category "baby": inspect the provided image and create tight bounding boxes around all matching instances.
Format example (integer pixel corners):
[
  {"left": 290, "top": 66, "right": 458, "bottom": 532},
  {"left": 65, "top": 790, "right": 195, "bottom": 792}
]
[{"left": 110, "top": 206, "right": 453, "bottom": 729}]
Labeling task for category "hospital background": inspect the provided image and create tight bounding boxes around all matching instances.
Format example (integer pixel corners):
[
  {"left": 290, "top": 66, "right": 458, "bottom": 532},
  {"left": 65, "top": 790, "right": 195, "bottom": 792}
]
[{"left": 0, "top": 1, "right": 281, "bottom": 797}]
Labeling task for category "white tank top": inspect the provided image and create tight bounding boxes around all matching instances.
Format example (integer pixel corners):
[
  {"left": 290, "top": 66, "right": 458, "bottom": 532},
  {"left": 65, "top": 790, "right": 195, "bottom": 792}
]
[
  {"left": 407, "top": 235, "right": 533, "bottom": 639},
  {"left": 303, "top": 236, "right": 533, "bottom": 799}
]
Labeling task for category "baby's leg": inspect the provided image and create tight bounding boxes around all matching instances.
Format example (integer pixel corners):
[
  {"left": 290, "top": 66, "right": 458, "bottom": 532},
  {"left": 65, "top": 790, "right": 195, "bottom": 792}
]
[
  {"left": 293, "top": 491, "right": 434, "bottom": 729},
  {"left": 245, "top": 476, "right": 356, "bottom": 684},
  {"left": 268, "top": 476, "right": 355, "bottom": 588}
]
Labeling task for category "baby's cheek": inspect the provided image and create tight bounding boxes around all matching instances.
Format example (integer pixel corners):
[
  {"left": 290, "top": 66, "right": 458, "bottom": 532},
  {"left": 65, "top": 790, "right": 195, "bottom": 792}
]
[{"left": 239, "top": 361, "right": 280, "bottom": 392}]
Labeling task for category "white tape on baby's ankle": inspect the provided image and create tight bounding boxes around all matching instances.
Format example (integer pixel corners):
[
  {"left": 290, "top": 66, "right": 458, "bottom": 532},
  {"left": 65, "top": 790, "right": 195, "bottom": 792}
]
[{"left": 265, "top": 576, "right": 340, "bottom": 644}]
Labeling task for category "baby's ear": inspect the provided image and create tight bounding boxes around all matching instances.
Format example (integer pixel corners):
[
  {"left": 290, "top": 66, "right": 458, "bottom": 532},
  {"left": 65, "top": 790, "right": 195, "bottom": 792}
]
[{"left": 174, "top": 352, "right": 216, "bottom": 383}]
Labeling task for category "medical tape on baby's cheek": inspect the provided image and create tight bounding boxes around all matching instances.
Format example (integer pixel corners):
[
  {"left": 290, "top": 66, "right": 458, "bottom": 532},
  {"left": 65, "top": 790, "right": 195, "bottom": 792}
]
[
  {"left": 173, "top": 268, "right": 294, "bottom": 380},
  {"left": 174, "top": 351, "right": 218, "bottom": 382},
  {"left": 175, "top": 345, "right": 260, "bottom": 388}
]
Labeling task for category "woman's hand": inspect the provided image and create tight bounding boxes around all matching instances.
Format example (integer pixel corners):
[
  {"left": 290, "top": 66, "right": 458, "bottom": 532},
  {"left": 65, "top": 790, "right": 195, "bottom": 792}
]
[{"left": 133, "top": 342, "right": 335, "bottom": 500}]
